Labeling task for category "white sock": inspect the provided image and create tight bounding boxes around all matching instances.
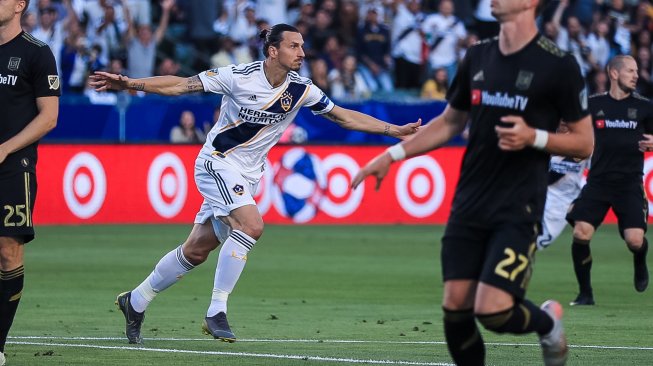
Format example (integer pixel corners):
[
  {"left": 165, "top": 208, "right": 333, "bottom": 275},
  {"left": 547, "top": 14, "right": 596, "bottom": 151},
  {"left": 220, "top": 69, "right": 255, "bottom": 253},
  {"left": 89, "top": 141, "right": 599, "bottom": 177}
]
[
  {"left": 207, "top": 230, "right": 256, "bottom": 317},
  {"left": 131, "top": 245, "right": 195, "bottom": 313}
]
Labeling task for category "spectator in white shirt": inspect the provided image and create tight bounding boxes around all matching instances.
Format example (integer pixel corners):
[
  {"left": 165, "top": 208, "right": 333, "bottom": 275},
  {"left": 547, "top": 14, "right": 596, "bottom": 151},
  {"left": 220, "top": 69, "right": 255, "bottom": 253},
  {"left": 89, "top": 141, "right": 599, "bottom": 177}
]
[{"left": 421, "top": 0, "right": 466, "bottom": 84}]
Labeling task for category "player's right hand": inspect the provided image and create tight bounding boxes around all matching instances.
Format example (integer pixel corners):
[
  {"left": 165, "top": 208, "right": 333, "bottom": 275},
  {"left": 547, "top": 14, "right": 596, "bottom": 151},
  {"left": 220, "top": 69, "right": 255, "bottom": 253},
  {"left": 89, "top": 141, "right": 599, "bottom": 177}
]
[
  {"left": 351, "top": 152, "right": 393, "bottom": 191},
  {"left": 89, "top": 72, "right": 129, "bottom": 92}
]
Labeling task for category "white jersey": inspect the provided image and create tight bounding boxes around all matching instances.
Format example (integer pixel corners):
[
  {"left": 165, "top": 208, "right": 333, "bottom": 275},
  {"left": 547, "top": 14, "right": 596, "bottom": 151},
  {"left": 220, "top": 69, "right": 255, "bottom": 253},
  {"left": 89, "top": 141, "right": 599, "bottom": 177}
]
[
  {"left": 198, "top": 61, "right": 334, "bottom": 183},
  {"left": 547, "top": 156, "right": 588, "bottom": 204},
  {"left": 537, "top": 156, "right": 588, "bottom": 249}
]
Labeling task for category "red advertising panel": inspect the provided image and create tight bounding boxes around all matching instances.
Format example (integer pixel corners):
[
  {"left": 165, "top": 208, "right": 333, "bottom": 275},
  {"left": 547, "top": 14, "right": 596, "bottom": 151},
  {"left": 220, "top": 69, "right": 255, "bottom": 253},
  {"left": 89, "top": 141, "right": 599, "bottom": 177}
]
[{"left": 35, "top": 144, "right": 644, "bottom": 225}]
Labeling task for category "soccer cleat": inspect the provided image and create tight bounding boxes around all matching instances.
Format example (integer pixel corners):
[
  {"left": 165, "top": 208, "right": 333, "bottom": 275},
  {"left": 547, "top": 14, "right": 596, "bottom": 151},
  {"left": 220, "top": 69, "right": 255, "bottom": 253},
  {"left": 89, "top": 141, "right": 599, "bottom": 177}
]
[
  {"left": 569, "top": 293, "right": 595, "bottom": 306},
  {"left": 202, "top": 312, "right": 236, "bottom": 343},
  {"left": 634, "top": 254, "right": 649, "bottom": 293},
  {"left": 115, "top": 291, "right": 145, "bottom": 344},
  {"left": 539, "top": 300, "right": 568, "bottom": 366},
  {"left": 0, "top": 351, "right": 5, "bottom": 366}
]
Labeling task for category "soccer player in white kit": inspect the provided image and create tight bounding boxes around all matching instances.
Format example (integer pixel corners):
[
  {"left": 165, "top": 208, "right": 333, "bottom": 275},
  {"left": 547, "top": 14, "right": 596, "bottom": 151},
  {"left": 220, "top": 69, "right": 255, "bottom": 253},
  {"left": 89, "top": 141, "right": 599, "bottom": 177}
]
[
  {"left": 537, "top": 154, "right": 588, "bottom": 250},
  {"left": 536, "top": 122, "right": 588, "bottom": 250},
  {"left": 90, "top": 23, "right": 421, "bottom": 344}
]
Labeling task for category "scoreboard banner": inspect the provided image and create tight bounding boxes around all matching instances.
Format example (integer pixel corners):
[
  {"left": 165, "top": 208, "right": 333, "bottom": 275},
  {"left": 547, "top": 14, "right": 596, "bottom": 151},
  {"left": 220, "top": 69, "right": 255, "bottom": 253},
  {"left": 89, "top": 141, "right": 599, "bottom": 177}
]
[{"left": 34, "top": 144, "right": 640, "bottom": 225}]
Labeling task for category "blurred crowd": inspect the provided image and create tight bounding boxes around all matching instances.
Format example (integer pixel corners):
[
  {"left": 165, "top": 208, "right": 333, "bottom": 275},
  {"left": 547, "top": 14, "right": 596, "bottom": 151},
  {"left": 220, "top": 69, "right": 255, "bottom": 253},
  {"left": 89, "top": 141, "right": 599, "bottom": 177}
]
[{"left": 23, "top": 0, "right": 653, "bottom": 102}]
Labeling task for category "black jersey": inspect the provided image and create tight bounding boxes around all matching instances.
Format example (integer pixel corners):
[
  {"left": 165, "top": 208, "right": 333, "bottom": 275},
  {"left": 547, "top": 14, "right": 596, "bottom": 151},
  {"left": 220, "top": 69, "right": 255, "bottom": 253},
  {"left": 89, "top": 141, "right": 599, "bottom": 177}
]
[
  {"left": 586, "top": 92, "right": 653, "bottom": 183},
  {"left": 446, "top": 35, "right": 588, "bottom": 224},
  {"left": 0, "top": 31, "right": 60, "bottom": 175}
]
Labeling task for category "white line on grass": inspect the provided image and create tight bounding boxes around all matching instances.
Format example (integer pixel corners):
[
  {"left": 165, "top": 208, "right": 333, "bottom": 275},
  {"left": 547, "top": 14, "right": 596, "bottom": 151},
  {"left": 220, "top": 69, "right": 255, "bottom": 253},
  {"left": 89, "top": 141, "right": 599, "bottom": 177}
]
[
  {"left": 9, "top": 336, "right": 653, "bottom": 351},
  {"left": 8, "top": 341, "right": 453, "bottom": 366}
]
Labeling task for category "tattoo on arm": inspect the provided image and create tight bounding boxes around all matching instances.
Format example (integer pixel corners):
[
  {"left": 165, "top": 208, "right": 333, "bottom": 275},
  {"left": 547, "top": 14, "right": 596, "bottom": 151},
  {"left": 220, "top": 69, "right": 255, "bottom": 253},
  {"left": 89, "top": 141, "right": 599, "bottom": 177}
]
[
  {"left": 186, "top": 75, "right": 204, "bottom": 92},
  {"left": 323, "top": 111, "right": 344, "bottom": 124},
  {"left": 130, "top": 82, "right": 145, "bottom": 91},
  {"left": 383, "top": 124, "right": 390, "bottom": 136}
]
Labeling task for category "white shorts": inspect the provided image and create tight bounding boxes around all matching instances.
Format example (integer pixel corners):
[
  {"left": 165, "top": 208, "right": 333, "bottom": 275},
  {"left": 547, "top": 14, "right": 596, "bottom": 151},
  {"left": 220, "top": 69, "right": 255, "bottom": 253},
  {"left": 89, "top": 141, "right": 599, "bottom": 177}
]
[
  {"left": 193, "top": 157, "right": 258, "bottom": 242},
  {"left": 537, "top": 192, "right": 573, "bottom": 250}
]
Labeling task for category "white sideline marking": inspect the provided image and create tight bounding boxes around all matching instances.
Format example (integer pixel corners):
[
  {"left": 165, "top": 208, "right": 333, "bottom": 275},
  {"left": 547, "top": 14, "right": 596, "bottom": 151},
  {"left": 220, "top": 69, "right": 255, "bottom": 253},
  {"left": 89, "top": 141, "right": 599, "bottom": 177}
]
[
  {"left": 8, "top": 341, "right": 453, "bottom": 366},
  {"left": 9, "top": 336, "right": 653, "bottom": 351}
]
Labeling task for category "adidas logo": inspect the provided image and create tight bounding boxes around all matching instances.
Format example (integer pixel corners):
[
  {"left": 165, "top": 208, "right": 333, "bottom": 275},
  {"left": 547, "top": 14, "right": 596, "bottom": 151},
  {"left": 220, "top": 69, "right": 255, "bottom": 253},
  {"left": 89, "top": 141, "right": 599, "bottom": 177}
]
[
  {"left": 597, "top": 110, "right": 604, "bottom": 117},
  {"left": 473, "top": 70, "right": 484, "bottom": 82},
  {"left": 248, "top": 95, "right": 257, "bottom": 101}
]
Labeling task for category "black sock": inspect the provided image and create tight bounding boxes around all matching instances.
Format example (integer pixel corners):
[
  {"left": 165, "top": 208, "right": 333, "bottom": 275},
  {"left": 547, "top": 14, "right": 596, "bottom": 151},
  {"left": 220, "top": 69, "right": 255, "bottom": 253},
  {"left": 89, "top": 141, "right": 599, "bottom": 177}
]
[
  {"left": 476, "top": 299, "right": 553, "bottom": 336},
  {"left": 572, "top": 238, "right": 593, "bottom": 295},
  {"left": 0, "top": 266, "right": 24, "bottom": 353},
  {"left": 443, "top": 308, "right": 485, "bottom": 366},
  {"left": 442, "top": 308, "right": 485, "bottom": 366},
  {"left": 630, "top": 238, "right": 648, "bottom": 263}
]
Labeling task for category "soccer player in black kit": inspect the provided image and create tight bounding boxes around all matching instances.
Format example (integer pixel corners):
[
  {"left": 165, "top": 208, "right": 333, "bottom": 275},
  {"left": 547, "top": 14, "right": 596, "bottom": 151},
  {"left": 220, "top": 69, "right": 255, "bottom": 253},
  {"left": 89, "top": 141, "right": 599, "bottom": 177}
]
[
  {"left": 566, "top": 55, "right": 653, "bottom": 306},
  {"left": 0, "top": 0, "right": 60, "bottom": 364},
  {"left": 352, "top": 0, "right": 593, "bottom": 364}
]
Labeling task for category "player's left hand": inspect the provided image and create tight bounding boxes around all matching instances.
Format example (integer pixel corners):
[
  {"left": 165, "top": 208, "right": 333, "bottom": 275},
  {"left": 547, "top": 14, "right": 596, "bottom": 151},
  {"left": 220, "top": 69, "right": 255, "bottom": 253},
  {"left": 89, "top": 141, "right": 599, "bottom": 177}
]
[
  {"left": 639, "top": 134, "right": 653, "bottom": 152},
  {"left": 495, "top": 115, "right": 535, "bottom": 151},
  {"left": 351, "top": 152, "right": 393, "bottom": 191},
  {"left": 89, "top": 71, "right": 129, "bottom": 91},
  {"left": 396, "top": 119, "right": 422, "bottom": 140}
]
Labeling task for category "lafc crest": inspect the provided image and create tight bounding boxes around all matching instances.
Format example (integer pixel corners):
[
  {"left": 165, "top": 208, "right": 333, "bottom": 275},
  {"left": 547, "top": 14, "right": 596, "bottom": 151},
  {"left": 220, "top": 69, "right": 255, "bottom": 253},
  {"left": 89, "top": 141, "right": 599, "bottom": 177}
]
[
  {"left": 280, "top": 91, "right": 293, "bottom": 112},
  {"left": 8, "top": 57, "right": 20, "bottom": 71}
]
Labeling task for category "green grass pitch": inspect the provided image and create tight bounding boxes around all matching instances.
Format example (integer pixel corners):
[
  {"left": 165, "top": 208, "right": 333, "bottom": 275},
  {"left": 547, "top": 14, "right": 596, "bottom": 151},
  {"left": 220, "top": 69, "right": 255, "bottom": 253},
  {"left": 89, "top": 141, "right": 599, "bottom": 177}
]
[{"left": 4, "top": 224, "right": 652, "bottom": 365}]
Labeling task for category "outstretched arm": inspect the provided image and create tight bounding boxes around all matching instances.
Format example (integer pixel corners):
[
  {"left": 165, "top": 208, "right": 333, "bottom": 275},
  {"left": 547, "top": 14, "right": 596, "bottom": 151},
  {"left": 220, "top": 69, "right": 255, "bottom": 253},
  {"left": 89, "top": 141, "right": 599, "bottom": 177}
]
[
  {"left": 351, "top": 105, "right": 468, "bottom": 190},
  {"left": 89, "top": 72, "right": 204, "bottom": 96},
  {"left": 321, "top": 105, "right": 421, "bottom": 140}
]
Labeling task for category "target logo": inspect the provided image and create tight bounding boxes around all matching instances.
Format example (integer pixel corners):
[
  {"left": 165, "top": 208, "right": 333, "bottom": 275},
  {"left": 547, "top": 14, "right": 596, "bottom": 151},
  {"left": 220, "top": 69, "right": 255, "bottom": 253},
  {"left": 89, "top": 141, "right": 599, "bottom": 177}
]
[
  {"left": 63, "top": 152, "right": 107, "bottom": 219},
  {"left": 643, "top": 157, "right": 653, "bottom": 217},
  {"left": 147, "top": 153, "right": 188, "bottom": 218},
  {"left": 320, "top": 153, "right": 364, "bottom": 218},
  {"left": 254, "top": 158, "right": 274, "bottom": 215},
  {"left": 395, "top": 156, "right": 445, "bottom": 218}
]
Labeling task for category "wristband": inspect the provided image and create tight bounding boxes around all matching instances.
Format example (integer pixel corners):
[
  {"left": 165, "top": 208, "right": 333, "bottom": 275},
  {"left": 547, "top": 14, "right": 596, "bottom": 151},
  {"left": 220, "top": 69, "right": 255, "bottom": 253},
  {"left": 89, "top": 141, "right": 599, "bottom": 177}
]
[
  {"left": 533, "top": 129, "right": 549, "bottom": 150},
  {"left": 386, "top": 144, "right": 406, "bottom": 161}
]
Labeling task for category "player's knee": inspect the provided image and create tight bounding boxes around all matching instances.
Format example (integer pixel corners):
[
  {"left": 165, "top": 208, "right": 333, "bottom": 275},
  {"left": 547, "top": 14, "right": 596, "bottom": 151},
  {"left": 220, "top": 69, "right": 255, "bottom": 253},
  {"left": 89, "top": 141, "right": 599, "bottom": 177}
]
[
  {"left": 624, "top": 232, "right": 645, "bottom": 251},
  {"left": 232, "top": 219, "right": 264, "bottom": 240},
  {"left": 573, "top": 222, "right": 594, "bottom": 241},
  {"left": 0, "top": 236, "right": 22, "bottom": 255}
]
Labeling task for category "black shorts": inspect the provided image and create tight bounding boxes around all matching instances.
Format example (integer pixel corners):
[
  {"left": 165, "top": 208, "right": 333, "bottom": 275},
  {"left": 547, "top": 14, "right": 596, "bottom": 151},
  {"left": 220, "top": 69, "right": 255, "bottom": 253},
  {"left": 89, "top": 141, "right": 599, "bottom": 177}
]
[
  {"left": 441, "top": 221, "right": 538, "bottom": 299},
  {"left": 0, "top": 172, "right": 36, "bottom": 243},
  {"left": 566, "top": 181, "right": 648, "bottom": 236}
]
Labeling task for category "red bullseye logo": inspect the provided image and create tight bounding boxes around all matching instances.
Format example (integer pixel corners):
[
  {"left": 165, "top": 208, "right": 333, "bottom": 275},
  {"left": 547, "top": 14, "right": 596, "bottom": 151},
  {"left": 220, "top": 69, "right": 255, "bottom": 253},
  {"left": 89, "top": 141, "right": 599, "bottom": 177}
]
[
  {"left": 320, "top": 153, "right": 363, "bottom": 218},
  {"left": 644, "top": 157, "right": 653, "bottom": 216},
  {"left": 147, "top": 153, "right": 187, "bottom": 218},
  {"left": 395, "top": 156, "right": 445, "bottom": 218},
  {"left": 326, "top": 166, "right": 352, "bottom": 205},
  {"left": 63, "top": 152, "right": 107, "bottom": 219},
  {"left": 406, "top": 167, "right": 435, "bottom": 204}
]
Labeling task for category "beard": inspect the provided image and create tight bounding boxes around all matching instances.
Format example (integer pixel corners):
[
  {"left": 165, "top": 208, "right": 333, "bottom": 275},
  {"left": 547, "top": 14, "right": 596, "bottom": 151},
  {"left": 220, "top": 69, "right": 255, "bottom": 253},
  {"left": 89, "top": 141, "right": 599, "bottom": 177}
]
[{"left": 618, "top": 79, "right": 635, "bottom": 94}]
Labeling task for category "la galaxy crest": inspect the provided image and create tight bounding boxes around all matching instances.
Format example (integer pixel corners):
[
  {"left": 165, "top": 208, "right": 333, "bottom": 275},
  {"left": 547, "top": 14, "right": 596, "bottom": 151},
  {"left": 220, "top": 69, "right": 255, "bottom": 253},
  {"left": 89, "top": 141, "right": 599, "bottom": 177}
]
[
  {"left": 280, "top": 91, "right": 293, "bottom": 112},
  {"left": 232, "top": 184, "right": 244, "bottom": 196},
  {"left": 205, "top": 68, "right": 219, "bottom": 77}
]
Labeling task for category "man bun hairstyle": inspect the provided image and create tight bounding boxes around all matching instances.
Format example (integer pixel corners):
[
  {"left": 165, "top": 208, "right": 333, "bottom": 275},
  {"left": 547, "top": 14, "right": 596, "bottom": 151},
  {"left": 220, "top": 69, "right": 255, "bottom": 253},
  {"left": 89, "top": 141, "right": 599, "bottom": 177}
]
[{"left": 260, "top": 23, "right": 300, "bottom": 57}]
